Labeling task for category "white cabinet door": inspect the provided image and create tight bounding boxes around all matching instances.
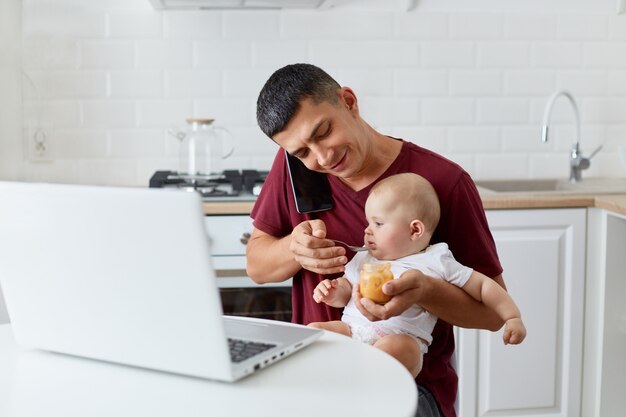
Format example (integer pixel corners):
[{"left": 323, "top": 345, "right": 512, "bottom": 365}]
[
  {"left": 457, "top": 208, "right": 586, "bottom": 417},
  {"left": 583, "top": 208, "right": 626, "bottom": 417}
]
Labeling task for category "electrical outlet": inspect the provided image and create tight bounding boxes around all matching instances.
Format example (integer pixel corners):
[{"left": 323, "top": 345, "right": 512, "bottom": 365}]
[{"left": 27, "top": 125, "right": 53, "bottom": 161}]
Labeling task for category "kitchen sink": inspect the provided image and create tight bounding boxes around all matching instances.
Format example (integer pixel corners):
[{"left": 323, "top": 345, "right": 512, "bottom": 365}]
[{"left": 475, "top": 177, "right": 626, "bottom": 194}]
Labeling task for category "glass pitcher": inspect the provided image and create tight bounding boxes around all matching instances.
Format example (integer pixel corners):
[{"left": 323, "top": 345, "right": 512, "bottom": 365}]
[
  {"left": 359, "top": 262, "right": 394, "bottom": 304},
  {"left": 170, "top": 118, "right": 234, "bottom": 179}
]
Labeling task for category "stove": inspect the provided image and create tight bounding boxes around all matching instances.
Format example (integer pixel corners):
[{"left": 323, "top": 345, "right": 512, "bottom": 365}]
[{"left": 149, "top": 170, "right": 267, "bottom": 201}]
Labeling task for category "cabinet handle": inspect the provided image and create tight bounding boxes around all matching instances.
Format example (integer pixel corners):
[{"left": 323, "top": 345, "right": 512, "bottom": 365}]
[{"left": 240, "top": 232, "right": 251, "bottom": 245}]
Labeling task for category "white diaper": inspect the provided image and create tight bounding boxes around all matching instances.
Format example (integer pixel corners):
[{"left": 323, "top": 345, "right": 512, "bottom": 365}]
[{"left": 348, "top": 323, "right": 429, "bottom": 354}]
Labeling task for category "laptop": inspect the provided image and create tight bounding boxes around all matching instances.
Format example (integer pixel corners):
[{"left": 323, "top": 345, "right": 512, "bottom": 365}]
[{"left": 0, "top": 181, "right": 322, "bottom": 382}]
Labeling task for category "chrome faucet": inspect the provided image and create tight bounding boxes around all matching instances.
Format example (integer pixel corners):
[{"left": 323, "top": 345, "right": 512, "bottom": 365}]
[{"left": 541, "top": 90, "right": 602, "bottom": 183}]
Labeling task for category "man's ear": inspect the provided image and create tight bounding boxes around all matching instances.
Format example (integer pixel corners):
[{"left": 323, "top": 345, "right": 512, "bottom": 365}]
[
  {"left": 410, "top": 219, "right": 425, "bottom": 240},
  {"left": 339, "top": 87, "right": 358, "bottom": 112}
]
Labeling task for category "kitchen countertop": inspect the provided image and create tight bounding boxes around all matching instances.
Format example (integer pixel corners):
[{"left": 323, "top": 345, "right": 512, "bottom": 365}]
[{"left": 202, "top": 190, "right": 626, "bottom": 217}]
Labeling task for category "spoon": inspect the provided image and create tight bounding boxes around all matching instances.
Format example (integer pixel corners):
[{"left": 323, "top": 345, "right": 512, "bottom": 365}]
[{"left": 331, "top": 239, "right": 369, "bottom": 252}]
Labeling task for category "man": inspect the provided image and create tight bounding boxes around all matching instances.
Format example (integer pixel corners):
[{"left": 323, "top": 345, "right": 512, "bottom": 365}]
[{"left": 246, "top": 63, "right": 506, "bottom": 417}]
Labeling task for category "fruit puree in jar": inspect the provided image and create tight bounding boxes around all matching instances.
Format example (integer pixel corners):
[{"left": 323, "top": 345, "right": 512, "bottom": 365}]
[{"left": 359, "top": 262, "right": 394, "bottom": 304}]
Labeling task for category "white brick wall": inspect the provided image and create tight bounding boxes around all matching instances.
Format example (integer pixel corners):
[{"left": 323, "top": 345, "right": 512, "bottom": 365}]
[{"left": 11, "top": 0, "right": 626, "bottom": 186}]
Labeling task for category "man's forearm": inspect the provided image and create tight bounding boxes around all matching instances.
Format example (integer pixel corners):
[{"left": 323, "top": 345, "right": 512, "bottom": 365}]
[
  {"left": 420, "top": 273, "right": 505, "bottom": 331},
  {"left": 246, "top": 230, "right": 301, "bottom": 283}
]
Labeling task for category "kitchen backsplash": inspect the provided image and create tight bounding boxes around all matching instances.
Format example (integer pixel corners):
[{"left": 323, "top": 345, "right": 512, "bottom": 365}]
[{"left": 9, "top": 0, "right": 626, "bottom": 185}]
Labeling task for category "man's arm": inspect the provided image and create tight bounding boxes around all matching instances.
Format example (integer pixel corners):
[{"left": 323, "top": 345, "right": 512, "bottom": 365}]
[
  {"left": 356, "top": 269, "right": 507, "bottom": 331},
  {"left": 246, "top": 220, "right": 349, "bottom": 284},
  {"left": 246, "top": 227, "right": 301, "bottom": 283}
]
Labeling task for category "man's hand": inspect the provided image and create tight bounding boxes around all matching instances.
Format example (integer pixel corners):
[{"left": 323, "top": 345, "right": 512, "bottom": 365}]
[
  {"left": 289, "top": 219, "right": 348, "bottom": 275},
  {"left": 354, "top": 269, "right": 432, "bottom": 321}
]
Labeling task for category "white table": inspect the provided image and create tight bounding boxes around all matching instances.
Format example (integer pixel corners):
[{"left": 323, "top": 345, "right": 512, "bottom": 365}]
[{"left": 0, "top": 324, "right": 417, "bottom": 417}]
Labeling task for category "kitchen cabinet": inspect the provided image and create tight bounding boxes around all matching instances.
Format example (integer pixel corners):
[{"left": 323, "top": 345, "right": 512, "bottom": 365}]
[
  {"left": 0, "top": 286, "right": 8, "bottom": 324},
  {"left": 582, "top": 208, "right": 626, "bottom": 417},
  {"left": 456, "top": 208, "right": 586, "bottom": 417}
]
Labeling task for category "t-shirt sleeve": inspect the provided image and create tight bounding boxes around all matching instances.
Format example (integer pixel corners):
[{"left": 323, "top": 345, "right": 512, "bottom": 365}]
[
  {"left": 439, "top": 247, "right": 473, "bottom": 287},
  {"left": 250, "top": 149, "right": 294, "bottom": 237}
]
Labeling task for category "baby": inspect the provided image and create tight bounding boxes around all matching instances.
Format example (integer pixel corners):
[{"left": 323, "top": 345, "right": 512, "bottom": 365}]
[{"left": 309, "top": 173, "right": 526, "bottom": 377}]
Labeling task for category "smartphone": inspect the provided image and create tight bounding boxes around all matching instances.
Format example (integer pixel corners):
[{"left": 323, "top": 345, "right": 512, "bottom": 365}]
[{"left": 285, "top": 150, "right": 333, "bottom": 214}]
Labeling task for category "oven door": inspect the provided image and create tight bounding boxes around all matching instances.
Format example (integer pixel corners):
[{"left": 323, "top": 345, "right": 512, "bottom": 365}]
[{"left": 205, "top": 215, "right": 292, "bottom": 322}]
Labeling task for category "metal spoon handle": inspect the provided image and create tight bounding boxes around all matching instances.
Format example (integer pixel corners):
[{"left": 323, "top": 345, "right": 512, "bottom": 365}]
[{"left": 331, "top": 239, "right": 368, "bottom": 252}]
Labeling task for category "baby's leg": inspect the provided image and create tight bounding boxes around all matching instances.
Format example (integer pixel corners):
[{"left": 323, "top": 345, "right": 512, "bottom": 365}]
[
  {"left": 307, "top": 320, "right": 351, "bottom": 336},
  {"left": 374, "top": 334, "right": 424, "bottom": 378}
]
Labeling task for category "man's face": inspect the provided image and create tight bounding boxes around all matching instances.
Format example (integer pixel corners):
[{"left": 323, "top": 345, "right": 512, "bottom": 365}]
[{"left": 272, "top": 91, "right": 367, "bottom": 179}]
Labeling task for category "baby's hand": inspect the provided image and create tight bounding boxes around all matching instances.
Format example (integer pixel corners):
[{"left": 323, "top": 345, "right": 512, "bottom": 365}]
[
  {"left": 313, "top": 279, "right": 338, "bottom": 304},
  {"left": 503, "top": 317, "right": 527, "bottom": 345}
]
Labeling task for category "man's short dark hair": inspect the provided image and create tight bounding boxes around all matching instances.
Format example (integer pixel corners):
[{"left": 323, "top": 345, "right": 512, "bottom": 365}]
[{"left": 256, "top": 63, "right": 341, "bottom": 138}]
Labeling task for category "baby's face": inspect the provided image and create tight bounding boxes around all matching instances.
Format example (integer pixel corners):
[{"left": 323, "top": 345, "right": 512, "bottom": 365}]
[{"left": 363, "top": 195, "right": 415, "bottom": 261}]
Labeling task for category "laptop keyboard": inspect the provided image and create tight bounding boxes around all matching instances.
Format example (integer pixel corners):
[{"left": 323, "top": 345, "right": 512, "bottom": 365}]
[{"left": 228, "top": 338, "right": 277, "bottom": 363}]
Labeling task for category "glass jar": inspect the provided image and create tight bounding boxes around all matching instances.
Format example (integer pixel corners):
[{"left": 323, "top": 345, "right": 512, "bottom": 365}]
[
  {"left": 359, "top": 262, "right": 394, "bottom": 304},
  {"left": 173, "top": 118, "right": 234, "bottom": 178}
]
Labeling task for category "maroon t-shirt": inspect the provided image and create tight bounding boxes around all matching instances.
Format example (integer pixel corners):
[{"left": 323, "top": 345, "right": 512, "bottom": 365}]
[{"left": 250, "top": 140, "right": 502, "bottom": 417}]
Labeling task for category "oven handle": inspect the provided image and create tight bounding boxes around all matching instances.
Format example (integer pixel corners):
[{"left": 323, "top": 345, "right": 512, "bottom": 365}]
[{"left": 216, "top": 275, "right": 292, "bottom": 289}]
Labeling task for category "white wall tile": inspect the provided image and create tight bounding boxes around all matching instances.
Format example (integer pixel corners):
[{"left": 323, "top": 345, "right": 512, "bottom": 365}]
[
  {"left": 478, "top": 42, "right": 530, "bottom": 68},
  {"left": 359, "top": 98, "right": 420, "bottom": 126},
  {"left": 109, "top": 129, "right": 166, "bottom": 157},
  {"left": 110, "top": 70, "right": 164, "bottom": 98},
  {"left": 532, "top": 43, "right": 582, "bottom": 68},
  {"left": 556, "top": 71, "right": 607, "bottom": 95},
  {"left": 421, "top": 98, "right": 474, "bottom": 125},
  {"left": 310, "top": 41, "right": 419, "bottom": 68},
  {"left": 23, "top": 100, "right": 81, "bottom": 128},
  {"left": 193, "top": 98, "right": 255, "bottom": 126},
  {"left": 164, "top": 11, "right": 221, "bottom": 39},
  {"left": 53, "top": 129, "right": 108, "bottom": 158},
  {"left": 22, "top": 5, "right": 106, "bottom": 39},
  {"left": 502, "top": 126, "right": 546, "bottom": 152},
  {"left": 609, "top": 15, "right": 626, "bottom": 40},
  {"left": 477, "top": 98, "right": 529, "bottom": 124},
  {"left": 583, "top": 43, "right": 626, "bottom": 68},
  {"left": 194, "top": 41, "right": 251, "bottom": 68},
  {"left": 504, "top": 71, "right": 555, "bottom": 96},
  {"left": 608, "top": 71, "right": 626, "bottom": 95},
  {"left": 395, "top": 70, "right": 448, "bottom": 96},
  {"left": 21, "top": 40, "right": 78, "bottom": 69},
  {"left": 251, "top": 40, "right": 309, "bottom": 68},
  {"left": 137, "top": 100, "right": 193, "bottom": 127},
  {"left": 166, "top": 70, "right": 221, "bottom": 97},
  {"left": 82, "top": 100, "right": 136, "bottom": 128},
  {"left": 108, "top": 11, "right": 162, "bottom": 39},
  {"left": 281, "top": 10, "right": 394, "bottom": 39},
  {"left": 557, "top": 14, "right": 608, "bottom": 40},
  {"left": 504, "top": 14, "right": 557, "bottom": 40},
  {"left": 77, "top": 158, "right": 138, "bottom": 186},
  {"left": 448, "top": 127, "right": 500, "bottom": 152},
  {"left": 421, "top": 42, "right": 475, "bottom": 68},
  {"left": 475, "top": 153, "right": 530, "bottom": 179},
  {"left": 336, "top": 69, "right": 394, "bottom": 97},
  {"left": 391, "top": 127, "right": 447, "bottom": 153},
  {"left": 450, "top": 14, "right": 503, "bottom": 40},
  {"left": 222, "top": 69, "right": 270, "bottom": 97},
  {"left": 79, "top": 41, "right": 134, "bottom": 69},
  {"left": 223, "top": 11, "right": 280, "bottom": 39},
  {"left": 450, "top": 70, "right": 501, "bottom": 96},
  {"left": 395, "top": 13, "right": 448, "bottom": 39},
  {"left": 584, "top": 98, "right": 626, "bottom": 123},
  {"left": 136, "top": 40, "right": 193, "bottom": 69},
  {"left": 23, "top": 70, "right": 107, "bottom": 99}
]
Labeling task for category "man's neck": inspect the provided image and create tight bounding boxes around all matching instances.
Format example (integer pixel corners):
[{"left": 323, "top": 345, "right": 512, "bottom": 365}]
[{"left": 339, "top": 133, "right": 403, "bottom": 191}]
